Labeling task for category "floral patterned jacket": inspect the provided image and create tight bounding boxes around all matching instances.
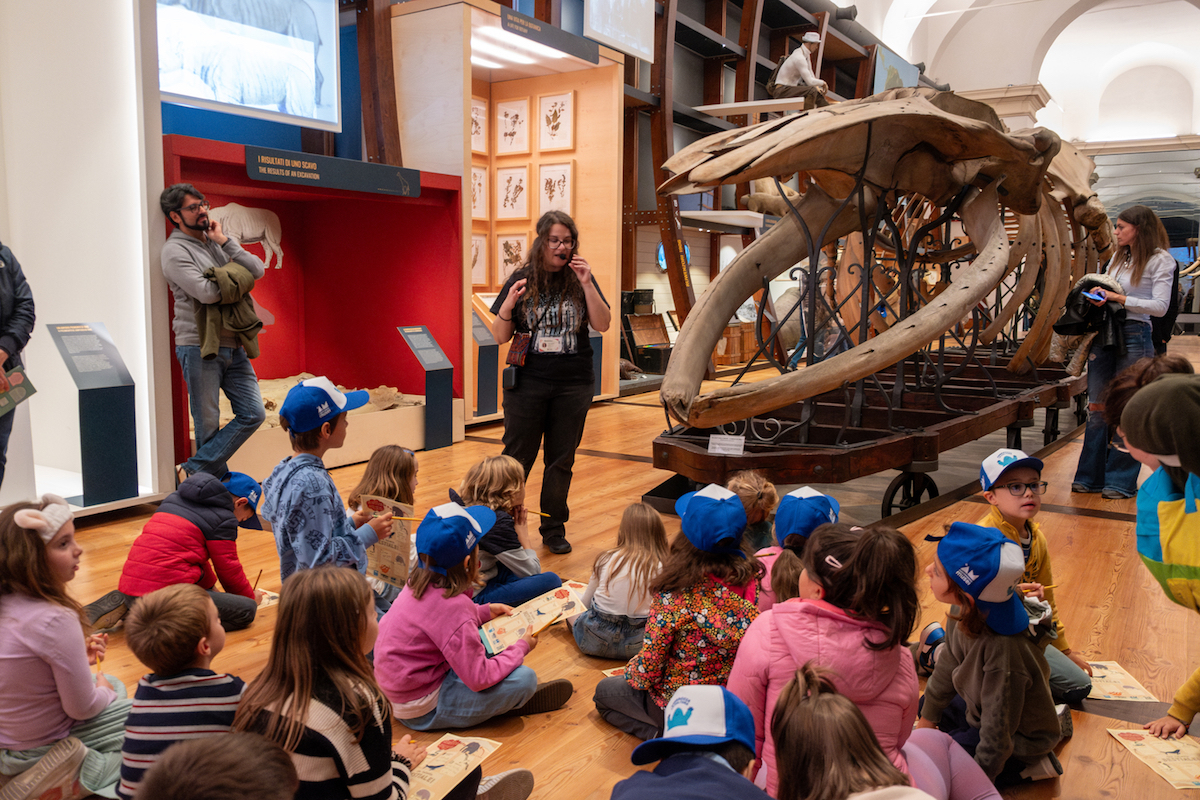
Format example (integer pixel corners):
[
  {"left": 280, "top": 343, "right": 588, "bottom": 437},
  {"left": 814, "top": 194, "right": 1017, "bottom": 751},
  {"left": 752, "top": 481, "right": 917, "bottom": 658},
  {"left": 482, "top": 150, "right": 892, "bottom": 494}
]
[{"left": 625, "top": 575, "right": 759, "bottom": 707}]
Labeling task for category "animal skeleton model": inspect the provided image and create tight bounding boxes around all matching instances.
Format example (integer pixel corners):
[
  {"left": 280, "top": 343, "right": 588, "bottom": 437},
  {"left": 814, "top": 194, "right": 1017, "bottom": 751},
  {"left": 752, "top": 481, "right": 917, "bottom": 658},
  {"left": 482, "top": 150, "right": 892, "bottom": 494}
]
[
  {"left": 658, "top": 88, "right": 1111, "bottom": 429},
  {"left": 209, "top": 203, "right": 285, "bottom": 269}
]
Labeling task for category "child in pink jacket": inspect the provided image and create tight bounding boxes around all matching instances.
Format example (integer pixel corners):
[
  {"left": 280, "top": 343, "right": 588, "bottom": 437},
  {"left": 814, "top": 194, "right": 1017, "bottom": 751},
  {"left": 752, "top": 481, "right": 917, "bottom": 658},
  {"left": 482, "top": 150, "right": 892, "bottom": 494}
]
[{"left": 727, "top": 523, "right": 919, "bottom": 796}]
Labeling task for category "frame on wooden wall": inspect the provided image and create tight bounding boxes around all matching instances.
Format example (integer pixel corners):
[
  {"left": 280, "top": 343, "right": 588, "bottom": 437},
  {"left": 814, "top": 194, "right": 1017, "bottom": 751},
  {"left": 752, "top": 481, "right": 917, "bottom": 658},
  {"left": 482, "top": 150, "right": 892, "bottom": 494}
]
[
  {"left": 538, "top": 160, "right": 574, "bottom": 217},
  {"left": 470, "top": 233, "right": 488, "bottom": 287},
  {"left": 470, "top": 97, "right": 488, "bottom": 155},
  {"left": 538, "top": 91, "right": 575, "bottom": 152},
  {"left": 497, "top": 233, "right": 529, "bottom": 284},
  {"left": 495, "top": 97, "right": 530, "bottom": 155},
  {"left": 471, "top": 166, "right": 488, "bottom": 220},
  {"left": 496, "top": 165, "right": 529, "bottom": 220}
]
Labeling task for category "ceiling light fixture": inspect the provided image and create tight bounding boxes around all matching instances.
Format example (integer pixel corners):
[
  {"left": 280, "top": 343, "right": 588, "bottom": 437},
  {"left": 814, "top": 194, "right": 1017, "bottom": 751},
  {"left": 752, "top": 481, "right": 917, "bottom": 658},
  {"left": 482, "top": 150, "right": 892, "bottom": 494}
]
[
  {"left": 478, "top": 26, "right": 565, "bottom": 59},
  {"left": 470, "top": 55, "right": 504, "bottom": 69},
  {"left": 471, "top": 38, "right": 536, "bottom": 64}
]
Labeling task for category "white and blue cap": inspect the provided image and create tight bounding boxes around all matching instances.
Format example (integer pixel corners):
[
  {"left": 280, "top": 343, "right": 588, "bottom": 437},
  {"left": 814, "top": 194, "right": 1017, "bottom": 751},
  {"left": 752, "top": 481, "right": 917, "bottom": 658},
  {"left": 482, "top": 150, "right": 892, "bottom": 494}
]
[
  {"left": 774, "top": 486, "right": 839, "bottom": 546},
  {"left": 415, "top": 502, "right": 497, "bottom": 575},
  {"left": 632, "top": 685, "right": 756, "bottom": 765},
  {"left": 221, "top": 471, "right": 263, "bottom": 530},
  {"left": 979, "top": 448, "right": 1043, "bottom": 492},
  {"left": 279, "top": 376, "right": 370, "bottom": 434},
  {"left": 675, "top": 484, "right": 748, "bottom": 556},
  {"left": 938, "top": 522, "right": 1028, "bottom": 635}
]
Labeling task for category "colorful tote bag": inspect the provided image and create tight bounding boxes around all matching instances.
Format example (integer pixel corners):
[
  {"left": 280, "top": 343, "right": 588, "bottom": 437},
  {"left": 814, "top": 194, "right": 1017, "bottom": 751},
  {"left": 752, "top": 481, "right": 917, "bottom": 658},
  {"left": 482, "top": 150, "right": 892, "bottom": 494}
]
[{"left": 1136, "top": 467, "right": 1200, "bottom": 613}]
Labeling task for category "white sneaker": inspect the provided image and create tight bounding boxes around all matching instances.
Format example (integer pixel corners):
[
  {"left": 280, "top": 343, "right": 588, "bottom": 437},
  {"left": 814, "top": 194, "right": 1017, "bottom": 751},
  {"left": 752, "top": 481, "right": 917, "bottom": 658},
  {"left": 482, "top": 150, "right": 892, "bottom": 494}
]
[
  {"left": 477, "top": 769, "right": 534, "bottom": 800},
  {"left": 1018, "top": 752, "right": 1063, "bottom": 782},
  {"left": 0, "top": 737, "right": 86, "bottom": 800}
]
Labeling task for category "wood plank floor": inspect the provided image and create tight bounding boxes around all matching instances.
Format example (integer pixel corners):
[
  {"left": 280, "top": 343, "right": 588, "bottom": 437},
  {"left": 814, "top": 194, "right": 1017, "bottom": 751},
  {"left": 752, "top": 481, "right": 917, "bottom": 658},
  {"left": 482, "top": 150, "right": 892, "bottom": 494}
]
[{"left": 65, "top": 344, "right": 1200, "bottom": 800}]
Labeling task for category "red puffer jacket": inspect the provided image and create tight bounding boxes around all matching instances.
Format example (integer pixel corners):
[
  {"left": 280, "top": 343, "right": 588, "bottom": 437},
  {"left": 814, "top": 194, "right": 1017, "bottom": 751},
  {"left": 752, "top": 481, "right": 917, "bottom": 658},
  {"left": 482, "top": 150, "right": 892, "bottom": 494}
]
[{"left": 118, "top": 472, "right": 254, "bottom": 599}]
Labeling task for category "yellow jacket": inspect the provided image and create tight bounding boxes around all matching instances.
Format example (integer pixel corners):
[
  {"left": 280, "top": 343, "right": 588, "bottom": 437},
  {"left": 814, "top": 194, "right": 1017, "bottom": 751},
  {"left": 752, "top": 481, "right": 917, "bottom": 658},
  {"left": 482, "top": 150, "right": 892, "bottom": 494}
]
[{"left": 979, "top": 505, "right": 1070, "bottom": 652}]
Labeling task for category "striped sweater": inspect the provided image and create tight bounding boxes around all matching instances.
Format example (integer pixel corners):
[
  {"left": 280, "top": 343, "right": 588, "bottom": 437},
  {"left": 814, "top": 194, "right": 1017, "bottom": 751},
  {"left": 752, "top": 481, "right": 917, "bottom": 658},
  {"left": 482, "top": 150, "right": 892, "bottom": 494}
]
[
  {"left": 116, "top": 669, "right": 246, "bottom": 800},
  {"left": 245, "top": 679, "right": 412, "bottom": 800}
]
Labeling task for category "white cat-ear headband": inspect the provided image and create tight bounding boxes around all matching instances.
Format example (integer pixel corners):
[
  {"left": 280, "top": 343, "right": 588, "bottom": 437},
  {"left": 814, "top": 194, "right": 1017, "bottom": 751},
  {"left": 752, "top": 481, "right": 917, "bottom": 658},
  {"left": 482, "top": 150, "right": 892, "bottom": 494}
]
[{"left": 13, "top": 494, "right": 73, "bottom": 543}]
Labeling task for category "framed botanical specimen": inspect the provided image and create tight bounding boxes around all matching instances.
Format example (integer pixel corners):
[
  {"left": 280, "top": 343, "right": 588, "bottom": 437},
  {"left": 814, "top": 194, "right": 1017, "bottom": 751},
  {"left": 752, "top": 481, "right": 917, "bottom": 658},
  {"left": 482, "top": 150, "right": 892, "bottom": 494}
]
[
  {"left": 470, "top": 97, "right": 488, "bottom": 155},
  {"left": 470, "top": 166, "right": 488, "bottom": 220},
  {"left": 496, "top": 165, "right": 529, "bottom": 220},
  {"left": 538, "top": 91, "right": 574, "bottom": 152},
  {"left": 538, "top": 160, "right": 574, "bottom": 216},
  {"left": 497, "top": 234, "right": 528, "bottom": 282},
  {"left": 470, "top": 233, "right": 488, "bottom": 287},
  {"left": 495, "top": 97, "right": 529, "bottom": 155}
]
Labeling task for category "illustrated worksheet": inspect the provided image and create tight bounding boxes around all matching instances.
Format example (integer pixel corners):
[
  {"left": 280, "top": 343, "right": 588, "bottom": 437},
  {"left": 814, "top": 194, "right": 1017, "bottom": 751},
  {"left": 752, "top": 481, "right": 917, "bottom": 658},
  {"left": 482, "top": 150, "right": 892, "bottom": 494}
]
[
  {"left": 1108, "top": 729, "right": 1200, "bottom": 789},
  {"left": 408, "top": 735, "right": 501, "bottom": 800},
  {"left": 1087, "top": 661, "right": 1159, "bottom": 702},
  {"left": 360, "top": 496, "right": 413, "bottom": 589},
  {"left": 479, "top": 584, "right": 586, "bottom": 655}
]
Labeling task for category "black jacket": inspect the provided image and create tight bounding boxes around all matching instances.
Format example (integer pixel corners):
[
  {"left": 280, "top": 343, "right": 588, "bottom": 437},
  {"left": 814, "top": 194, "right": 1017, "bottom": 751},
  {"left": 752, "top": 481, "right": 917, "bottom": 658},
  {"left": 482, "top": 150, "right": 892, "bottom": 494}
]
[
  {"left": 1054, "top": 275, "right": 1126, "bottom": 355},
  {"left": 0, "top": 241, "right": 35, "bottom": 371}
]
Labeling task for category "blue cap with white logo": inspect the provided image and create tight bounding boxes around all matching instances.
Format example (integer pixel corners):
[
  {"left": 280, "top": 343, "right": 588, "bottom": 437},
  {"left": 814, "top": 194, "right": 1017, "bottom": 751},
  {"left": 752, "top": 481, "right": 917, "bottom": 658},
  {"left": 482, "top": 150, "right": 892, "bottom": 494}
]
[
  {"left": 279, "top": 376, "right": 370, "bottom": 434},
  {"left": 675, "top": 484, "right": 748, "bottom": 556},
  {"left": 415, "top": 502, "right": 497, "bottom": 575},
  {"left": 979, "top": 448, "right": 1043, "bottom": 492},
  {"left": 221, "top": 471, "right": 263, "bottom": 530},
  {"left": 774, "top": 486, "right": 839, "bottom": 546},
  {"left": 631, "top": 685, "right": 756, "bottom": 765},
  {"left": 938, "top": 522, "right": 1028, "bottom": 635}
]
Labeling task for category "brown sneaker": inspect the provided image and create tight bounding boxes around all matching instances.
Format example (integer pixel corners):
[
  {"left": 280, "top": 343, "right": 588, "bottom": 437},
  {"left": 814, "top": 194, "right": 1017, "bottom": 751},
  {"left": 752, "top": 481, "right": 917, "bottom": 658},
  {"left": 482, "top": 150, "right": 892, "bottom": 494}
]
[
  {"left": 0, "top": 737, "right": 85, "bottom": 800},
  {"left": 509, "top": 679, "right": 573, "bottom": 716}
]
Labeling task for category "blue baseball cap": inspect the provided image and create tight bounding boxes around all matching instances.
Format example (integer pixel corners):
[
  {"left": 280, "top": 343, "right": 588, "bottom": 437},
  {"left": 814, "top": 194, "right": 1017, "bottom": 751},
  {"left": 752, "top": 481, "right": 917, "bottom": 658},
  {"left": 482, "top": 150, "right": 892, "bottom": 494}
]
[
  {"left": 279, "top": 376, "right": 369, "bottom": 434},
  {"left": 774, "top": 486, "right": 839, "bottom": 546},
  {"left": 221, "top": 471, "right": 263, "bottom": 530},
  {"left": 415, "top": 502, "right": 497, "bottom": 575},
  {"left": 675, "top": 484, "right": 747, "bottom": 556},
  {"left": 938, "top": 522, "right": 1029, "bottom": 635},
  {"left": 979, "top": 448, "right": 1043, "bottom": 491},
  {"left": 632, "top": 685, "right": 756, "bottom": 765}
]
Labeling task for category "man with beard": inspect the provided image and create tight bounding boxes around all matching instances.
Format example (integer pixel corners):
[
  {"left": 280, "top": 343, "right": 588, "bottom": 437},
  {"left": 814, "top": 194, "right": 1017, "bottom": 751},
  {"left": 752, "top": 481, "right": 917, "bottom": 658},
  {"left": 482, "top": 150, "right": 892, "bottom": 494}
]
[{"left": 160, "top": 183, "right": 266, "bottom": 482}]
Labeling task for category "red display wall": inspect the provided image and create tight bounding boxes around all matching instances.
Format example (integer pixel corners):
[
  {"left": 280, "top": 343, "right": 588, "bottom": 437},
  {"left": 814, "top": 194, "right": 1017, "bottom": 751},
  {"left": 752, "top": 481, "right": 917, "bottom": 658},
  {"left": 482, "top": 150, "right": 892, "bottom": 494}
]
[{"left": 163, "top": 136, "right": 463, "bottom": 463}]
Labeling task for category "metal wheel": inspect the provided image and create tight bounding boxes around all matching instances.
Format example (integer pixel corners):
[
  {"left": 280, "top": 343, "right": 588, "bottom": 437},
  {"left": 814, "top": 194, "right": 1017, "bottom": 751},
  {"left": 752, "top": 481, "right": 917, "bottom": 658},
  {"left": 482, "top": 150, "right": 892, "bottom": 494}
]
[{"left": 882, "top": 471, "right": 940, "bottom": 518}]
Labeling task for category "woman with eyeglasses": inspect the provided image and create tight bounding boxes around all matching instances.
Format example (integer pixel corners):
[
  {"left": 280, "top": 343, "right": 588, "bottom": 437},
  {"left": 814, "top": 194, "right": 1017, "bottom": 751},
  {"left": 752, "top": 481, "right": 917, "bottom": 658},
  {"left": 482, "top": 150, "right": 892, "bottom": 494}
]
[
  {"left": 1072, "top": 205, "right": 1175, "bottom": 500},
  {"left": 490, "top": 211, "right": 611, "bottom": 555}
]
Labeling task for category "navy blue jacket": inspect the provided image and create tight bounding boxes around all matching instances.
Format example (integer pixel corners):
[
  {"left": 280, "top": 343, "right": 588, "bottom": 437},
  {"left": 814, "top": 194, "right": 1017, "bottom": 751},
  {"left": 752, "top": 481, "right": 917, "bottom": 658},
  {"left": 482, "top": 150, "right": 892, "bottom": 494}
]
[
  {"left": 0, "top": 241, "right": 35, "bottom": 370},
  {"left": 611, "top": 753, "right": 771, "bottom": 800}
]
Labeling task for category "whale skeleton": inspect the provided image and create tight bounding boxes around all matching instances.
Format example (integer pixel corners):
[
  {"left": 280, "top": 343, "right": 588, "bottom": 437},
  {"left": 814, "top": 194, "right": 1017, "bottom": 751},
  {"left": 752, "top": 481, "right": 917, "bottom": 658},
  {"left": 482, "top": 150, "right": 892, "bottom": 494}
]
[{"left": 657, "top": 88, "right": 1112, "bottom": 430}]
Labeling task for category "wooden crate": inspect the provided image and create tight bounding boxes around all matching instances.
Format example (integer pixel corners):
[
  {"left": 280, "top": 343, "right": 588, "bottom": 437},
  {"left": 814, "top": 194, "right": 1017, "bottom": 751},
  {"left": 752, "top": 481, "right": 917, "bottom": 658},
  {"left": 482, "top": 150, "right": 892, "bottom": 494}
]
[{"left": 713, "top": 324, "right": 743, "bottom": 365}]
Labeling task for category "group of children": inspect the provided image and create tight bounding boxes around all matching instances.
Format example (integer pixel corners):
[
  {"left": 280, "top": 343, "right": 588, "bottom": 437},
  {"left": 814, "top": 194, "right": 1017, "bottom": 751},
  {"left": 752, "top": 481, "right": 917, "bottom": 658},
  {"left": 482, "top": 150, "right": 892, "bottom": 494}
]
[{"left": 0, "top": 368, "right": 1185, "bottom": 800}]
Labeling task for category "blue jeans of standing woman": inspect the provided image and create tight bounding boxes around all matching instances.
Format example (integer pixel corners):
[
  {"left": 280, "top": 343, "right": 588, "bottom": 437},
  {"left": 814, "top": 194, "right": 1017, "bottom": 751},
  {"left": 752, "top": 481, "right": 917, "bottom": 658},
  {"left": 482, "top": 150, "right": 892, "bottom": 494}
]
[
  {"left": 176, "top": 345, "right": 266, "bottom": 477},
  {"left": 1073, "top": 321, "right": 1153, "bottom": 497}
]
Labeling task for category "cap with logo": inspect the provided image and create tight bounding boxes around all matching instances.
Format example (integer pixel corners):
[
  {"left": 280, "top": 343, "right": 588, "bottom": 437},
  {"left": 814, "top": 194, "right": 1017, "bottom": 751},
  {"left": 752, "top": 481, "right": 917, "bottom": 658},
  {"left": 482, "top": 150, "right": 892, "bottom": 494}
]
[
  {"left": 631, "top": 685, "right": 756, "bottom": 765},
  {"left": 415, "top": 502, "right": 498, "bottom": 575},
  {"left": 938, "top": 522, "right": 1028, "bottom": 635},
  {"left": 279, "top": 376, "right": 370, "bottom": 434},
  {"left": 221, "top": 471, "right": 264, "bottom": 530},
  {"left": 979, "top": 448, "right": 1044, "bottom": 492},
  {"left": 674, "top": 484, "right": 748, "bottom": 556},
  {"left": 774, "top": 486, "right": 839, "bottom": 546}
]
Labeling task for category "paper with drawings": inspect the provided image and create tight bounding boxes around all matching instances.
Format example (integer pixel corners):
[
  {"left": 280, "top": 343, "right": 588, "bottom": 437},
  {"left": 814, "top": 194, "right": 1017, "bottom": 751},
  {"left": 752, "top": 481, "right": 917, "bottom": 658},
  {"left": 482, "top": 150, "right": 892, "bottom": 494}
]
[{"left": 1108, "top": 729, "right": 1200, "bottom": 789}]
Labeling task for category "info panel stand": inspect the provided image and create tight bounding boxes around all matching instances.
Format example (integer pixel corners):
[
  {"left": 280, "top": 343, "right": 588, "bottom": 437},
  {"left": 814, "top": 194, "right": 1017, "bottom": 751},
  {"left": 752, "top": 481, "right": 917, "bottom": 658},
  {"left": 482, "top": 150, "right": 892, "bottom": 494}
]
[
  {"left": 590, "top": 330, "right": 603, "bottom": 397},
  {"left": 472, "top": 312, "right": 498, "bottom": 416},
  {"left": 399, "top": 326, "right": 454, "bottom": 450},
  {"left": 47, "top": 322, "right": 137, "bottom": 506}
]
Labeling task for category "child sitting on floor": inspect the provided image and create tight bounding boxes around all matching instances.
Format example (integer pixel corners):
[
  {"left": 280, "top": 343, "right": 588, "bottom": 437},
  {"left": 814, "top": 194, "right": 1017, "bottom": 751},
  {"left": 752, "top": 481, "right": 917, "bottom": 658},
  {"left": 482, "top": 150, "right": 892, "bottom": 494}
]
[
  {"left": 919, "top": 449, "right": 1093, "bottom": 706},
  {"left": 134, "top": 732, "right": 298, "bottom": 800},
  {"left": 573, "top": 502, "right": 668, "bottom": 660},
  {"left": 728, "top": 471, "right": 779, "bottom": 553},
  {"left": 117, "top": 584, "right": 247, "bottom": 800},
  {"left": 452, "top": 455, "right": 562, "bottom": 606},
  {"left": 593, "top": 484, "right": 762, "bottom": 740},
  {"left": 374, "top": 503, "right": 573, "bottom": 730},
  {"left": 755, "top": 486, "right": 839, "bottom": 611},
  {"left": 346, "top": 444, "right": 421, "bottom": 607}
]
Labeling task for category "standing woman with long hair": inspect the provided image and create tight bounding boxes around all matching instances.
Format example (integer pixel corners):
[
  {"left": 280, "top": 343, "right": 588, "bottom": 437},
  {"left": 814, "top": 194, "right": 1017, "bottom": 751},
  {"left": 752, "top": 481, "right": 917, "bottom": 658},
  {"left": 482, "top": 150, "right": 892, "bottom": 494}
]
[
  {"left": 490, "top": 211, "right": 611, "bottom": 554},
  {"left": 1073, "top": 204, "right": 1175, "bottom": 499}
]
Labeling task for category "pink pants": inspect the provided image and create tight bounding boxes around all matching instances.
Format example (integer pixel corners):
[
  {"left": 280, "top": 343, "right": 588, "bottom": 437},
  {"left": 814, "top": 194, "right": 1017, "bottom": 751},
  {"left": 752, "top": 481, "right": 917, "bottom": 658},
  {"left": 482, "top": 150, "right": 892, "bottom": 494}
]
[{"left": 903, "top": 728, "right": 1000, "bottom": 800}]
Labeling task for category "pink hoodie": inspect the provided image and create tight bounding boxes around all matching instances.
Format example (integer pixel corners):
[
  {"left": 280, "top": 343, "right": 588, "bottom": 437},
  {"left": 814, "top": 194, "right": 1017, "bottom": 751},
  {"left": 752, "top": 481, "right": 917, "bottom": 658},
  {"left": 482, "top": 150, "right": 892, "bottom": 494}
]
[{"left": 726, "top": 598, "right": 919, "bottom": 796}]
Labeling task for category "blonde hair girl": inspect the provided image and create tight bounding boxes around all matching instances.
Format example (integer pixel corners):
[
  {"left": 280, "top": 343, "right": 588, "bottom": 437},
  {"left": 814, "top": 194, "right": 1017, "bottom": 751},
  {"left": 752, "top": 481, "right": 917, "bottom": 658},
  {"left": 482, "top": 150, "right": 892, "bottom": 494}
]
[
  {"left": 727, "top": 471, "right": 779, "bottom": 552},
  {"left": 347, "top": 445, "right": 420, "bottom": 609},
  {"left": 573, "top": 502, "right": 669, "bottom": 659}
]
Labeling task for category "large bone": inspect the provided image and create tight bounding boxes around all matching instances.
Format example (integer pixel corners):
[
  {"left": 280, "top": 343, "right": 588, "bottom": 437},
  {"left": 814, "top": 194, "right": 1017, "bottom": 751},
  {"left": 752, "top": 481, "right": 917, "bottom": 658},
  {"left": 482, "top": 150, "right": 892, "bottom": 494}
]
[
  {"left": 669, "top": 182, "right": 1009, "bottom": 428},
  {"left": 659, "top": 184, "right": 869, "bottom": 426},
  {"left": 1007, "top": 194, "right": 1071, "bottom": 373},
  {"left": 980, "top": 210, "right": 1041, "bottom": 344}
]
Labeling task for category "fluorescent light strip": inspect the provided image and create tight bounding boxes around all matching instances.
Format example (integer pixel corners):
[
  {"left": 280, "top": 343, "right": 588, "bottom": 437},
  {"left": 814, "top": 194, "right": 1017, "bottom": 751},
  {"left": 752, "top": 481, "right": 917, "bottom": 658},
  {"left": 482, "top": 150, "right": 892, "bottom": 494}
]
[
  {"left": 478, "top": 26, "right": 565, "bottom": 59},
  {"left": 470, "top": 38, "right": 536, "bottom": 64},
  {"left": 471, "top": 55, "right": 504, "bottom": 69}
]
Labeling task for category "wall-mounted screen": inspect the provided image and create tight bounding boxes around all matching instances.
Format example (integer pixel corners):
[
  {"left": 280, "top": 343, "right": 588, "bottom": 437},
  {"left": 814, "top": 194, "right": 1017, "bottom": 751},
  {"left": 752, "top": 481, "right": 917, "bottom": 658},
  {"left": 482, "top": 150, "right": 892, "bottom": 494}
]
[
  {"left": 157, "top": 0, "right": 341, "bottom": 132},
  {"left": 584, "top": 0, "right": 654, "bottom": 63}
]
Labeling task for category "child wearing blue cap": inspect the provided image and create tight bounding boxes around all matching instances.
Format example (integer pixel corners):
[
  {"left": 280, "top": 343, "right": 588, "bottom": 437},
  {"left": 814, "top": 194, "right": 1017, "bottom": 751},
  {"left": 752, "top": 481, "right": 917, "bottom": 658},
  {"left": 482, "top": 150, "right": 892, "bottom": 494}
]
[
  {"left": 373, "top": 502, "right": 573, "bottom": 730},
  {"left": 916, "top": 522, "right": 1064, "bottom": 786},
  {"left": 593, "top": 484, "right": 761, "bottom": 740},
  {"left": 754, "top": 486, "right": 839, "bottom": 612},
  {"left": 260, "top": 377, "right": 394, "bottom": 592},
  {"left": 610, "top": 685, "right": 770, "bottom": 800}
]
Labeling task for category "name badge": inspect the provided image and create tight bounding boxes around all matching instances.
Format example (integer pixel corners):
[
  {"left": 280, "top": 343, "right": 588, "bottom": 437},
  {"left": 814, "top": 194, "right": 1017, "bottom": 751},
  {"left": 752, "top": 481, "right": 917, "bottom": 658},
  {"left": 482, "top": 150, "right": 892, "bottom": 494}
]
[{"left": 537, "top": 336, "right": 564, "bottom": 353}]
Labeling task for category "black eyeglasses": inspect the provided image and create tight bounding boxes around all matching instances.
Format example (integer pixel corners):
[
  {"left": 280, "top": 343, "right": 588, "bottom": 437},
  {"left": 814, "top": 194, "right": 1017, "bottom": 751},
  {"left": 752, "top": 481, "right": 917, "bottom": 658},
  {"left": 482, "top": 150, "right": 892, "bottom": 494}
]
[
  {"left": 996, "top": 481, "right": 1048, "bottom": 496},
  {"left": 179, "top": 200, "right": 210, "bottom": 214},
  {"left": 547, "top": 237, "right": 574, "bottom": 249}
]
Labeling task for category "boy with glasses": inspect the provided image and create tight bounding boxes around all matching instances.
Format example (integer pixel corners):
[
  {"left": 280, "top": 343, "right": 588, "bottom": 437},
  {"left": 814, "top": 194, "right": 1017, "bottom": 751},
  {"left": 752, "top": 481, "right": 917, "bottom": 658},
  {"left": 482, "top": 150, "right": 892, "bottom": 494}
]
[{"left": 918, "top": 448, "right": 1094, "bottom": 705}]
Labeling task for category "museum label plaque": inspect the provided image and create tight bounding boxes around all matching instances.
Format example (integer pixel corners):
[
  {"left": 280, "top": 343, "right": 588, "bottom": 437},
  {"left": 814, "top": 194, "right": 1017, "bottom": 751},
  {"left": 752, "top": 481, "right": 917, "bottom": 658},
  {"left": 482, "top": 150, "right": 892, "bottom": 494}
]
[
  {"left": 398, "top": 326, "right": 453, "bottom": 450},
  {"left": 246, "top": 146, "right": 421, "bottom": 197},
  {"left": 501, "top": 7, "right": 599, "bottom": 63}
]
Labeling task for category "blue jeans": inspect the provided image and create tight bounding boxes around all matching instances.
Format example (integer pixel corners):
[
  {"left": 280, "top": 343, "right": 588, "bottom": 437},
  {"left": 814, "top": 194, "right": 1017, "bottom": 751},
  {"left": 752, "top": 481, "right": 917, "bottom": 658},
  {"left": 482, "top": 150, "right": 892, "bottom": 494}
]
[
  {"left": 176, "top": 345, "right": 266, "bottom": 477},
  {"left": 396, "top": 666, "right": 537, "bottom": 731},
  {"left": 1045, "top": 644, "right": 1092, "bottom": 704},
  {"left": 1073, "top": 322, "right": 1153, "bottom": 497},
  {"left": 572, "top": 608, "right": 647, "bottom": 660},
  {"left": 473, "top": 563, "right": 561, "bottom": 607}
]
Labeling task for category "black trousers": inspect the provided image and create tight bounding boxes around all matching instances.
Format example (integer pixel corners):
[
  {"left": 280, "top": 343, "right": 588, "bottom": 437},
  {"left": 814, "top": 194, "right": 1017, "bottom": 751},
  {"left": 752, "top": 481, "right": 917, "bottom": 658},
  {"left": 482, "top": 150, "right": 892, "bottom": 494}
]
[{"left": 501, "top": 376, "right": 593, "bottom": 542}]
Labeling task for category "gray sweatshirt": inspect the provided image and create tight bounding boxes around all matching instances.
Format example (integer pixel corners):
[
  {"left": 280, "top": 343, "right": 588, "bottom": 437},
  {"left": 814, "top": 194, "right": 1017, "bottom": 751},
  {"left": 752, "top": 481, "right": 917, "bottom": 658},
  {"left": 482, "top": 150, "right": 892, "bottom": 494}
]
[{"left": 162, "top": 229, "right": 265, "bottom": 347}]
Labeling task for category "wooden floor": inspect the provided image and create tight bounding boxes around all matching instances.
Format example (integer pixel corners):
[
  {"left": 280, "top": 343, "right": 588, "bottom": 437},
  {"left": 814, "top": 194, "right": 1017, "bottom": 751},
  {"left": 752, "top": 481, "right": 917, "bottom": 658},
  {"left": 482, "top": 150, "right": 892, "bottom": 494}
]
[{"left": 66, "top": 342, "right": 1200, "bottom": 800}]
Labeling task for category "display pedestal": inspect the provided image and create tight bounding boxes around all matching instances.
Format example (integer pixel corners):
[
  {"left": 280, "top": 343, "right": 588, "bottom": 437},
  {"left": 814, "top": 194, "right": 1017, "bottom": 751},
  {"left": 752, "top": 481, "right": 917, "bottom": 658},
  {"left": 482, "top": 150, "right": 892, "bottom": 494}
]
[
  {"left": 399, "top": 326, "right": 454, "bottom": 450},
  {"left": 472, "top": 312, "right": 498, "bottom": 416}
]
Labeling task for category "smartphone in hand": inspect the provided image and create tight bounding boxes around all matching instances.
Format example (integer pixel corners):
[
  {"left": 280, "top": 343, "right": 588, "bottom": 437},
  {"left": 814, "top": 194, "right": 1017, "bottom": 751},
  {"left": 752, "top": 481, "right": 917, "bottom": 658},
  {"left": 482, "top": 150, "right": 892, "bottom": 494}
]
[{"left": 1082, "top": 289, "right": 1106, "bottom": 302}]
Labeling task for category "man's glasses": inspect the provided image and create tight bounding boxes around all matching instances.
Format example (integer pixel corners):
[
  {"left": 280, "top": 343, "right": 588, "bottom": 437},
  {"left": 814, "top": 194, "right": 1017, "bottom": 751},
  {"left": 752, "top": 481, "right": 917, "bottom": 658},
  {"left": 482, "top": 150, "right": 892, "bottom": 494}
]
[
  {"left": 547, "top": 237, "right": 574, "bottom": 249},
  {"left": 180, "top": 200, "right": 210, "bottom": 214},
  {"left": 995, "top": 481, "right": 1048, "bottom": 496}
]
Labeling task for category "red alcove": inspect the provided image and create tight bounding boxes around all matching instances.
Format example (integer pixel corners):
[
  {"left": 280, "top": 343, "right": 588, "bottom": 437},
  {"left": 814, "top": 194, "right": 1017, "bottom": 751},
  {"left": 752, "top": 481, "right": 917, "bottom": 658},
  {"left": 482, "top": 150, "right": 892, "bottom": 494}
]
[{"left": 163, "top": 135, "right": 463, "bottom": 464}]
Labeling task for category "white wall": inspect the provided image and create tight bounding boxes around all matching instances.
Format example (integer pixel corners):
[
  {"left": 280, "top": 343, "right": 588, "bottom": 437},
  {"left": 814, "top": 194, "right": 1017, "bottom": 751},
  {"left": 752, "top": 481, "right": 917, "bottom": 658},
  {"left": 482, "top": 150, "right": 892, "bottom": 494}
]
[{"left": 0, "top": 0, "right": 168, "bottom": 499}]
